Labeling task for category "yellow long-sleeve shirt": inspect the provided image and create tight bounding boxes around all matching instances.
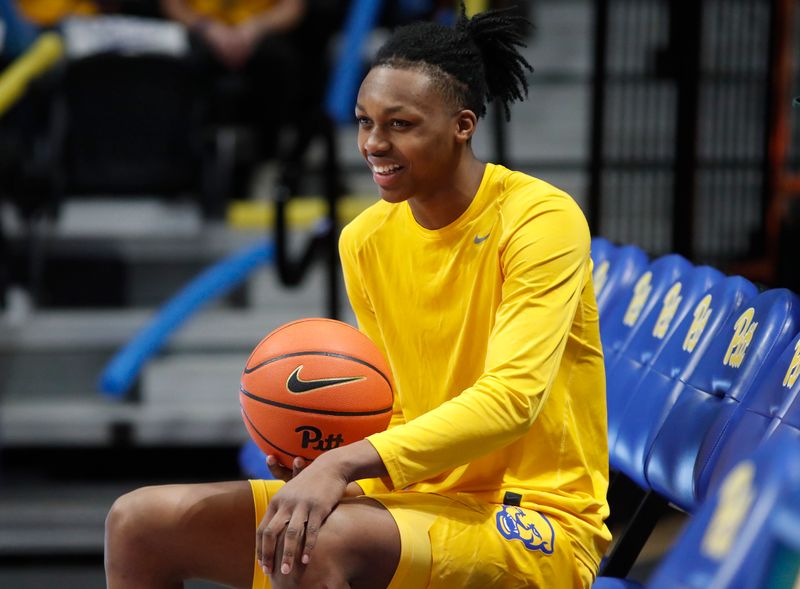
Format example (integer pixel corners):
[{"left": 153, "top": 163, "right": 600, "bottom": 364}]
[
  {"left": 17, "top": 0, "right": 97, "bottom": 26},
  {"left": 185, "top": 0, "right": 276, "bottom": 25},
  {"left": 338, "top": 163, "right": 611, "bottom": 573}
]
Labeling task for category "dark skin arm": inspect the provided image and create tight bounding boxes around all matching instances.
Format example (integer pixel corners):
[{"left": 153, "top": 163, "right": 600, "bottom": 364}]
[
  {"left": 259, "top": 440, "right": 387, "bottom": 576},
  {"left": 266, "top": 454, "right": 366, "bottom": 497}
]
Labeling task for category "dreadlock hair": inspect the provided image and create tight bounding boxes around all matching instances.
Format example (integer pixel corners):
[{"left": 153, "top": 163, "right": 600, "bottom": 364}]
[{"left": 372, "top": 7, "right": 533, "bottom": 121}]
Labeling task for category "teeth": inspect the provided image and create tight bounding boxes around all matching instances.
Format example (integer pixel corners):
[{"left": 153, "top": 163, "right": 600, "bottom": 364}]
[{"left": 373, "top": 164, "right": 401, "bottom": 174}]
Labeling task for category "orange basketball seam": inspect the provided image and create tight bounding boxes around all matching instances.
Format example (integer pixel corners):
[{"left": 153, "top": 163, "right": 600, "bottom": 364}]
[
  {"left": 243, "top": 351, "right": 393, "bottom": 390},
  {"left": 240, "top": 406, "right": 310, "bottom": 461},
  {"left": 245, "top": 318, "right": 341, "bottom": 366},
  {"left": 240, "top": 387, "right": 393, "bottom": 416}
]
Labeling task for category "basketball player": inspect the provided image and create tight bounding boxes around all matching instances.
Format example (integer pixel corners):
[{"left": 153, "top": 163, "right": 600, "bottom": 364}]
[{"left": 104, "top": 8, "right": 611, "bottom": 588}]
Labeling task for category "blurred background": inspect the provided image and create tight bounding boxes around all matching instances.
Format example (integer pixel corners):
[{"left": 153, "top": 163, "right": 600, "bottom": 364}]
[{"left": 0, "top": 0, "right": 798, "bottom": 586}]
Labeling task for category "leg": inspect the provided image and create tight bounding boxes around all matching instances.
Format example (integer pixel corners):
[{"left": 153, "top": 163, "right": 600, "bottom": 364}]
[
  {"left": 251, "top": 486, "right": 400, "bottom": 589},
  {"left": 105, "top": 481, "right": 255, "bottom": 589}
]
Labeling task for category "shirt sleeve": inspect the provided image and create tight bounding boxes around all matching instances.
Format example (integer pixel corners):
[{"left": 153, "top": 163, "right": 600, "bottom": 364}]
[{"left": 365, "top": 196, "right": 592, "bottom": 491}]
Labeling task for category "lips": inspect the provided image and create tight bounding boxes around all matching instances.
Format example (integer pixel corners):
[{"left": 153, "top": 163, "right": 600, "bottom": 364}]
[{"left": 370, "top": 162, "right": 404, "bottom": 189}]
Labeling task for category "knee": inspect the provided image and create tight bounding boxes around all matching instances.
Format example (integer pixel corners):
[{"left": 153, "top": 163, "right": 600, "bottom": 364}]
[
  {"left": 105, "top": 486, "right": 166, "bottom": 562},
  {"left": 269, "top": 509, "right": 354, "bottom": 589},
  {"left": 271, "top": 503, "right": 396, "bottom": 589}
]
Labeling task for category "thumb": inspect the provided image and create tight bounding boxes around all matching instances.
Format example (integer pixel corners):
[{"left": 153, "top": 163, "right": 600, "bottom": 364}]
[{"left": 292, "top": 457, "right": 308, "bottom": 478}]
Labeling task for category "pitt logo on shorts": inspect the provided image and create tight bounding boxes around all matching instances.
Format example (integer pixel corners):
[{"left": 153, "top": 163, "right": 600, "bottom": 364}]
[{"left": 495, "top": 505, "right": 555, "bottom": 555}]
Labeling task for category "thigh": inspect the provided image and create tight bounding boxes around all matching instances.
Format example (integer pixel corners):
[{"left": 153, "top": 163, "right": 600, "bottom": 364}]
[
  {"left": 252, "top": 481, "right": 400, "bottom": 589},
  {"left": 107, "top": 481, "right": 257, "bottom": 589},
  {"left": 370, "top": 493, "right": 589, "bottom": 589},
  {"left": 430, "top": 501, "right": 587, "bottom": 589}
]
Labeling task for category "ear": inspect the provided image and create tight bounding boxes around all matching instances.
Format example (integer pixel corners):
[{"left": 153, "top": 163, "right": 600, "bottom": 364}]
[{"left": 454, "top": 109, "right": 478, "bottom": 143}]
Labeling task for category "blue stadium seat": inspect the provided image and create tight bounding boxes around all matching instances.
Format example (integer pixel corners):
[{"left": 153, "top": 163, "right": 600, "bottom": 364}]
[
  {"left": 646, "top": 433, "right": 800, "bottom": 589},
  {"left": 695, "top": 332, "right": 800, "bottom": 500},
  {"left": 593, "top": 577, "right": 644, "bottom": 589},
  {"left": 591, "top": 236, "right": 616, "bottom": 264},
  {"left": 645, "top": 289, "right": 800, "bottom": 511},
  {"left": 610, "top": 276, "right": 758, "bottom": 488},
  {"left": 742, "top": 486, "right": 800, "bottom": 588},
  {"left": 761, "top": 364, "right": 800, "bottom": 445},
  {"left": 591, "top": 237, "right": 616, "bottom": 314},
  {"left": 599, "top": 254, "right": 692, "bottom": 371},
  {"left": 606, "top": 266, "right": 723, "bottom": 448},
  {"left": 594, "top": 244, "right": 649, "bottom": 319}
]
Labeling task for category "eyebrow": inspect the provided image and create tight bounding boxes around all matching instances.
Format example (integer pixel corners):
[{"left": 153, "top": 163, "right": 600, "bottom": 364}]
[{"left": 354, "top": 103, "right": 412, "bottom": 115}]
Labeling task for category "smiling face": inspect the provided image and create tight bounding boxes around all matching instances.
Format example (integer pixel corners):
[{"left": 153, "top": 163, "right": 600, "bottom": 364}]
[{"left": 355, "top": 66, "right": 477, "bottom": 205}]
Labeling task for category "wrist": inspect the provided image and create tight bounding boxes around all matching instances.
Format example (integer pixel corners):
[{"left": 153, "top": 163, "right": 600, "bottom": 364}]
[
  {"left": 319, "top": 439, "right": 386, "bottom": 483},
  {"left": 239, "top": 19, "right": 268, "bottom": 42},
  {"left": 190, "top": 17, "right": 213, "bottom": 34}
]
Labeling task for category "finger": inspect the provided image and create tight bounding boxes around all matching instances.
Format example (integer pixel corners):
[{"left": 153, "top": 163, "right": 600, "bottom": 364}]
[
  {"left": 301, "top": 511, "right": 324, "bottom": 565},
  {"left": 258, "top": 505, "right": 285, "bottom": 575},
  {"left": 255, "top": 510, "right": 268, "bottom": 572},
  {"left": 266, "top": 455, "right": 292, "bottom": 482},
  {"left": 291, "top": 457, "right": 308, "bottom": 479},
  {"left": 280, "top": 508, "right": 309, "bottom": 575}
]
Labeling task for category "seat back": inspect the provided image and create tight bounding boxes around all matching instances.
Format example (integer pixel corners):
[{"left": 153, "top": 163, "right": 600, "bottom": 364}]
[
  {"left": 742, "top": 486, "right": 800, "bottom": 589},
  {"left": 599, "top": 254, "right": 692, "bottom": 370},
  {"left": 594, "top": 244, "right": 648, "bottom": 319},
  {"left": 647, "top": 433, "right": 800, "bottom": 589},
  {"left": 590, "top": 236, "right": 616, "bottom": 292},
  {"left": 610, "top": 276, "right": 758, "bottom": 488},
  {"left": 606, "top": 266, "right": 723, "bottom": 448},
  {"left": 645, "top": 289, "right": 800, "bottom": 511},
  {"left": 764, "top": 360, "right": 800, "bottom": 444},
  {"left": 697, "top": 332, "right": 800, "bottom": 500}
]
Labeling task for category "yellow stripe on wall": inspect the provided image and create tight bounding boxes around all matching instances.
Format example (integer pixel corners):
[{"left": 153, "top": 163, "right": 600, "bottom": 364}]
[
  {"left": 228, "top": 196, "right": 379, "bottom": 230},
  {"left": 464, "top": 0, "right": 488, "bottom": 16}
]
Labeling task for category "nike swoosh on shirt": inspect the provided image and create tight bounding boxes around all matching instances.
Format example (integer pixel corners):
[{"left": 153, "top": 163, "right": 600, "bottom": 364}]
[
  {"left": 474, "top": 233, "right": 491, "bottom": 244},
  {"left": 285, "top": 365, "right": 365, "bottom": 394}
]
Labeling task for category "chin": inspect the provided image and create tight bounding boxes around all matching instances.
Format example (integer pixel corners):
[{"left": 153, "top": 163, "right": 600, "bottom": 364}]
[{"left": 378, "top": 189, "right": 409, "bottom": 204}]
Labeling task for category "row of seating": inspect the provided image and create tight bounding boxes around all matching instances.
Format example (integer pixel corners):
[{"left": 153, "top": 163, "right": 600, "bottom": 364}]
[{"left": 590, "top": 237, "right": 800, "bottom": 587}]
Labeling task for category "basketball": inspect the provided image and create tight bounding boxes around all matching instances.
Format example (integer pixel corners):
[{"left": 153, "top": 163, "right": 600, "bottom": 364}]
[{"left": 239, "top": 318, "right": 394, "bottom": 468}]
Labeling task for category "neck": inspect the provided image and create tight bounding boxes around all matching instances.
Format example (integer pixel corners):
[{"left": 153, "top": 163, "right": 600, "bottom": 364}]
[{"left": 408, "top": 155, "right": 486, "bottom": 230}]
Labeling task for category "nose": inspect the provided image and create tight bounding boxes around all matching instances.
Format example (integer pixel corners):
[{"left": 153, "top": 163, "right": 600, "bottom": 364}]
[{"left": 362, "top": 126, "right": 390, "bottom": 156}]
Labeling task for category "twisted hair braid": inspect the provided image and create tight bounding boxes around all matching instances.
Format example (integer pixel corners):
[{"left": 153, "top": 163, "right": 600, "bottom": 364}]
[{"left": 373, "top": 6, "right": 533, "bottom": 120}]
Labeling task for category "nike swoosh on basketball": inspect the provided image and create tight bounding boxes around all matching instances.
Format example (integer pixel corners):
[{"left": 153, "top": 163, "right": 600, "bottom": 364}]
[
  {"left": 286, "top": 365, "right": 365, "bottom": 394},
  {"left": 474, "top": 232, "right": 491, "bottom": 244}
]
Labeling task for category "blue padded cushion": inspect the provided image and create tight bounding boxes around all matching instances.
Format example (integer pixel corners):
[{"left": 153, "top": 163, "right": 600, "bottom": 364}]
[
  {"left": 600, "top": 254, "right": 692, "bottom": 372},
  {"left": 595, "top": 245, "right": 648, "bottom": 319},
  {"left": 698, "top": 331, "right": 800, "bottom": 499},
  {"left": 647, "top": 433, "right": 800, "bottom": 589},
  {"left": 611, "top": 276, "right": 757, "bottom": 489},
  {"left": 765, "top": 378, "right": 800, "bottom": 444},
  {"left": 606, "top": 266, "right": 723, "bottom": 450},
  {"left": 592, "top": 577, "right": 645, "bottom": 589},
  {"left": 645, "top": 289, "right": 800, "bottom": 511},
  {"left": 591, "top": 236, "right": 616, "bottom": 268}
]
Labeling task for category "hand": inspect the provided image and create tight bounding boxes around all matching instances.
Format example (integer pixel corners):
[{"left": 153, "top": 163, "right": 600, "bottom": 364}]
[
  {"left": 201, "top": 21, "right": 244, "bottom": 69},
  {"left": 232, "top": 21, "right": 263, "bottom": 62},
  {"left": 266, "top": 455, "right": 307, "bottom": 482},
  {"left": 256, "top": 452, "right": 349, "bottom": 576}
]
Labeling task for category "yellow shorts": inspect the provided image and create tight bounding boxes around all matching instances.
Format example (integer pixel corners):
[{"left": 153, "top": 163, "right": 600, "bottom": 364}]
[{"left": 249, "top": 480, "right": 594, "bottom": 589}]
